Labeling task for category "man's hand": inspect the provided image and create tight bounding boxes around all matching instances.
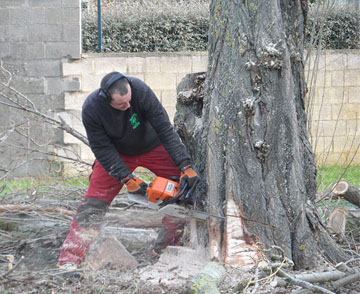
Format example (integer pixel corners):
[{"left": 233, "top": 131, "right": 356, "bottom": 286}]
[
  {"left": 122, "top": 174, "right": 148, "bottom": 195},
  {"left": 180, "top": 165, "right": 199, "bottom": 190}
]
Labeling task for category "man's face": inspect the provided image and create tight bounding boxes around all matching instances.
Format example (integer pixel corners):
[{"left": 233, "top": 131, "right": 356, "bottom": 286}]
[{"left": 110, "top": 84, "right": 131, "bottom": 111}]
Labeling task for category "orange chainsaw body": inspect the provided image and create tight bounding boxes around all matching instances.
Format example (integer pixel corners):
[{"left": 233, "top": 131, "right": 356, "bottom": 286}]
[{"left": 146, "top": 177, "right": 180, "bottom": 203}]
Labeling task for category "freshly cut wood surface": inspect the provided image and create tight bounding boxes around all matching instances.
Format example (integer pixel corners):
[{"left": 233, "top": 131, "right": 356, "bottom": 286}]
[{"left": 332, "top": 181, "right": 360, "bottom": 208}]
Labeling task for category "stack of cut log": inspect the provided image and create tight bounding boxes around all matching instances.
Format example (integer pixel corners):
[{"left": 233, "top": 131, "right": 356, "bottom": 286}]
[{"left": 320, "top": 180, "right": 360, "bottom": 237}]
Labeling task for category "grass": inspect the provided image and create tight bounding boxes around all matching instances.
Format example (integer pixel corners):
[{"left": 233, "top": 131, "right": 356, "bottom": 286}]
[
  {"left": 316, "top": 165, "right": 360, "bottom": 212},
  {"left": 1, "top": 166, "right": 359, "bottom": 200},
  {"left": 317, "top": 165, "right": 360, "bottom": 192},
  {"left": 0, "top": 176, "right": 89, "bottom": 198},
  {"left": 0, "top": 168, "right": 154, "bottom": 199}
]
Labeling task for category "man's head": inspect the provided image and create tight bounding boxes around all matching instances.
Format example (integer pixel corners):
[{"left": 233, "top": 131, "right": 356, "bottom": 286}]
[{"left": 100, "top": 72, "right": 131, "bottom": 111}]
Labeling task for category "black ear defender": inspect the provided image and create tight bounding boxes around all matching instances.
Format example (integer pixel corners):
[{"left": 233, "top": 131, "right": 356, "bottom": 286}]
[{"left": 99, "top": 73, "right": 127, "bottom": 103}]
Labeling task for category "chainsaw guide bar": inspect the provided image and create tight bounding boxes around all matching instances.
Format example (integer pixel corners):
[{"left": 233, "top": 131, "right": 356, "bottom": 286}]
[
  {"left": 128, "top": 193, "right": 210, "bottom": 220},
  {"left": 127, "top": 177, "right": 225, "bottom": 221}
]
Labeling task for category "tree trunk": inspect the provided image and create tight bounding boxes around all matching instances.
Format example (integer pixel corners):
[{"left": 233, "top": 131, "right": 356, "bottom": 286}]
[{"left": 175, "top": 0, "right": 347, "bottom": 269}]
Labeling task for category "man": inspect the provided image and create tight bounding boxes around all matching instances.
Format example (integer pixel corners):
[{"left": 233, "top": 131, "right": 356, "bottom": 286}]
[{"left": 58, "top": 72, "right": 198, "bottom": 269}]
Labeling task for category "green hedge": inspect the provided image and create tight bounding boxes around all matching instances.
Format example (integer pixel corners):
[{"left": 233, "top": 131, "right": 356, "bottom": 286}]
[
  {"left": 82, "top": 14, "right": 208, "bottom": 52},
  {"left": 305, "top": 9, "right": 359, "bottom": 49},
  {"left": 82, "top": 6, "right": 359, "bottom": 53}
]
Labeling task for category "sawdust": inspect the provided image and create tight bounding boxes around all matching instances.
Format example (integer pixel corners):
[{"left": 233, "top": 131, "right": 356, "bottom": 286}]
[{"left": 139, "top": 246, "right": 209, "bottom": 286}]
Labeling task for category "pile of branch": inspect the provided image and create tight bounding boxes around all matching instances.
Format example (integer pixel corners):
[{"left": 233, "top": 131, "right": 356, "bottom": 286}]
[
  {"left": 0, "top": 198, "right": 162, "bottom": 266},
  {"left": 235, "top": 246, "right": 360, "bottom": 294}
]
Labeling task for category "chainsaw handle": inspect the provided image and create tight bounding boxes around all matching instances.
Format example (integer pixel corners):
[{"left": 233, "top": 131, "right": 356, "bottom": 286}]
[
  {"left": 178, "top": 182, "right": 196, "bottom": 205},
  {"left": 159, "top": 182, "right": 188, "bottom": 207}
]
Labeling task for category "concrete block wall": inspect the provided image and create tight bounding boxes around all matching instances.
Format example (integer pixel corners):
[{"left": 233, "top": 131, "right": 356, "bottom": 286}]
[
  {"left": 2, "top": 1, "right": 356, "bottom": 177},
  {"left": 62, "top": 52, "right": 208, "bottom": 165},
  {"left": 0, "top": 0, "right": 81, "bottom": 176},
  {"left": 62, "top": 50, "right": 360, "bottom": 171},
  {"left": 306, "top": 50, "right": 360, "bottom": 165}
]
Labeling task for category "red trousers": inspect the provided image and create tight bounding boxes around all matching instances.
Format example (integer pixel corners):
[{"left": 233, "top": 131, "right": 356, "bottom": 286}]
[{"left": 59, "top": 145, "right": 185, "bottom": 265}]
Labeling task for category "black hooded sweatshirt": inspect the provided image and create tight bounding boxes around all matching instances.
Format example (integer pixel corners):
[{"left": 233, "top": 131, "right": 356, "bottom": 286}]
[{"left": 82, "top": 76, "right": 191, "bottom": 182}]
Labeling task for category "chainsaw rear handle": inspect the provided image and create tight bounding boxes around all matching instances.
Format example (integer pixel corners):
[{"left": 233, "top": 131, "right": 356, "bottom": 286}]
[{"left": 178, "top": 183, "right": 196, "bottom": 205}]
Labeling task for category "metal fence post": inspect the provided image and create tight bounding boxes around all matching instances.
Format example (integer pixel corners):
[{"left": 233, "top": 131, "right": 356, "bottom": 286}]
[{"left": 97, "top": 0, "right": 102, "bottom": 52}]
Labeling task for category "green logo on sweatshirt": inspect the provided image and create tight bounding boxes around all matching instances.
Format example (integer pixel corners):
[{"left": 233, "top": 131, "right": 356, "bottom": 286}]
[{"left": 130, "top": 113, "right": 140, "bottom": 129}]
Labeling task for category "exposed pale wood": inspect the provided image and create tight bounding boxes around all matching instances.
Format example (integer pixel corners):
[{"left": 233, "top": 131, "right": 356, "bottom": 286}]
[
  {"left": 332, "top": 181, "right": 349, "bottom": 195},
  {"left": 224, "top": 194, "right": 262, "bottom": 268},
  {"left": 189, "top": 219, "right": 199, "bottom": 248},
  {"left": 327, "top": 207, "right": 348, "bottom": 235},
  {"left": 208, "top": 217, "right": 221, "bottom": 261},
  {"left": 86, "top": 236, "right": 138, "bottom": 270}
]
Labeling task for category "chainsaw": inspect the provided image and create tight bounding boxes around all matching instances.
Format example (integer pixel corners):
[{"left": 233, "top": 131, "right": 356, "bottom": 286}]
[{"left": 127, "top": 176, "right": 225, "bottom": 221}]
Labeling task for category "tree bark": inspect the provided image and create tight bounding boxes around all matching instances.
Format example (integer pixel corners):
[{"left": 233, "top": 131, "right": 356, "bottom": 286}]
[{"left": 175, "top": 1, "right": 347, "bottom": 269}]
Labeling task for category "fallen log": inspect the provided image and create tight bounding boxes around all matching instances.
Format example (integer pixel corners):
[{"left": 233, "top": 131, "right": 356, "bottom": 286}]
[
  {"left": 189, "top": 261, "right": 226, "bottom": 294},
  {"left": 332, "top": 181, "right": 360, "bottom": 208},
  {"left": 0, "top": 204, "right": 163, "bottom": 228},
  {"left": 277, "top": 269, "right": 336, "bottom": 294},
  {"left": 0, "top": 204, "right": 74, "bottom": 217},
  {"left": 331, "top": 271, "right": 360, "bottom": 289},
  {"left": 103, "top": 226, "right": 157, "bottom": 250},
  {"left": 271, "top": 270, "right": 346, "bottom": 287},
  {"left": 293, "top": 270, "right": 346, "bottom": 283}
]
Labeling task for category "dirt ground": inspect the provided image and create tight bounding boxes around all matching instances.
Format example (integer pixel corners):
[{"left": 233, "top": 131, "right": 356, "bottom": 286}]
[
  {"left": 1, "top": 225, "right": 359, "bottom": 294},
  {"left": 1, "top": 247, "right": 359, "bottom": 294},
  {"left": 0, "top": 193, "right": 359, "bottom": 294}
]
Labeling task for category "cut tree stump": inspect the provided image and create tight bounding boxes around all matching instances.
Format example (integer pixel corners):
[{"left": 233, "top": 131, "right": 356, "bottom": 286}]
[
  {"left": 327, "top": 207, "right": 348, "bottom": 236},
  {"left": 332, "top": 181, "right": 360, "bottom": 208}
]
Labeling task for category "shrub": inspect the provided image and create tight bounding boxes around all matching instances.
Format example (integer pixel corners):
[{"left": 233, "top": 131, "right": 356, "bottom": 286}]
[
  {"left": 82, "top": 0, "right": 359, "bottom": 53},
  {"left": 306, "top": 4, "right": 360, "bottom": 50},
  {"left": 82, "top": 0, "right": 209, "bottom": 52}
]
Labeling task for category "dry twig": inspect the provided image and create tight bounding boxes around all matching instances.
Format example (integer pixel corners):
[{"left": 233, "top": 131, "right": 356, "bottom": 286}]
[{"left": 0, "top": 256, "right": 24, "bottom": 279}]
